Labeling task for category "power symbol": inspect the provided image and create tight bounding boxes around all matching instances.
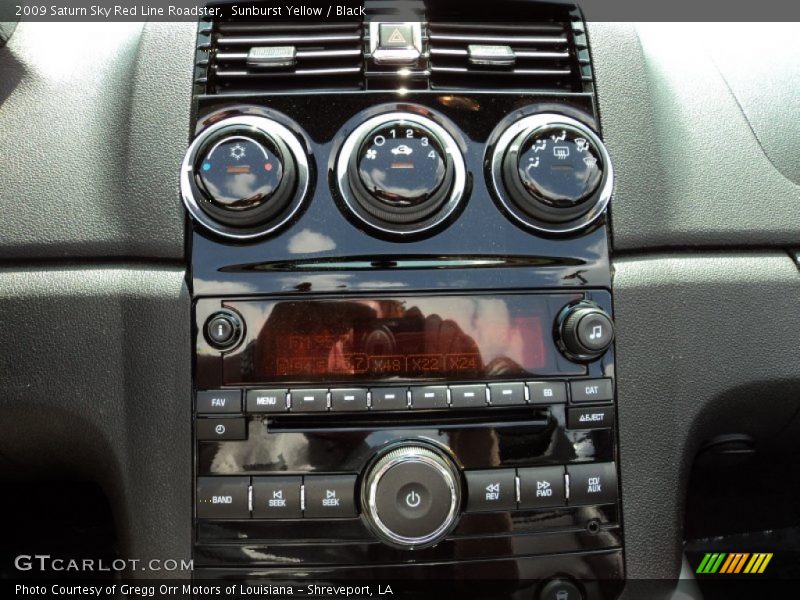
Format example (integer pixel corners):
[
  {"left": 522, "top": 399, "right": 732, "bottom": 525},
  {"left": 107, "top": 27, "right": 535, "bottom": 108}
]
[{"left": 405, "top": 490, "right": 422, "bottom": 508}]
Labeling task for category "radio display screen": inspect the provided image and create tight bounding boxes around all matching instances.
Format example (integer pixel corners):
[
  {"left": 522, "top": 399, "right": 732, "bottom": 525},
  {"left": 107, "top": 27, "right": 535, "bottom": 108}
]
[{"left": 222, "top": 294, "right": 585, "bottom": 384}]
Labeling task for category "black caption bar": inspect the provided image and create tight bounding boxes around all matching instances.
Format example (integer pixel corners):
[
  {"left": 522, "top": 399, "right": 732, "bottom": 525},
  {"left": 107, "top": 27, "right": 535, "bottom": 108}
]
[{"left": 1, "top": 0, "right": 800, "bottom": 22}]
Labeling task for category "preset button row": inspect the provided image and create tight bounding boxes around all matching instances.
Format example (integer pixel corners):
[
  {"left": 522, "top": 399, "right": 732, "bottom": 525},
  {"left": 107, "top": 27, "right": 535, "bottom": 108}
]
[
  {"left": 196, "top": 474, "right": 357, "bottom": 520},
  {"left": 196, "top": 380, "right": 613, "bottom": 415}
]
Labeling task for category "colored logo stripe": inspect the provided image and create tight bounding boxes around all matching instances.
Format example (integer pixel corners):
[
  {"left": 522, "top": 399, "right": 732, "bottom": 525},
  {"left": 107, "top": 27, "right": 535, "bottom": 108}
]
[{"left": 696, "top": 552, "right": 773, "bottom": 574}]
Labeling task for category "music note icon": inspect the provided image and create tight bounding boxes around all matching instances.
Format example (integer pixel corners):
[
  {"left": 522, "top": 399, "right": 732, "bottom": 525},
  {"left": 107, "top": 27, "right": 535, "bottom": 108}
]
[{"left": 589, "top": 325, "right": 603, "bottom": 341}]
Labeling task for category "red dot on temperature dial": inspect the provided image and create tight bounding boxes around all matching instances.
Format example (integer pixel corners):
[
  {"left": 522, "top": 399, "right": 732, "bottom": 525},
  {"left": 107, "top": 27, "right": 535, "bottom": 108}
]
[{"left": 264, "top": 163, "right": 273, "bottom": 171}]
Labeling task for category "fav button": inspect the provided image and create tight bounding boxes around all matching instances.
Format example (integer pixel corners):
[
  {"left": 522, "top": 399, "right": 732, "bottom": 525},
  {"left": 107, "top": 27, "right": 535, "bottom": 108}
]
[
  {"left": 304, "top": 474, "right": 357, "bottom": 518},
  {"left": 196, "top": 389, "right": 242, "bottom": 414},
  {"left": 465, "top": 469, "right": 517, "bottom": 512},
  {"left": 567, "top": 462, "right": 618, "bottom": 506}
]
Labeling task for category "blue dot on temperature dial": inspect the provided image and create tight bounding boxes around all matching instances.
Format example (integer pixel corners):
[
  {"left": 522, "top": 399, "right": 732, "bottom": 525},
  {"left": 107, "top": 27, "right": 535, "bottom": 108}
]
[{"left": 202, "top": 162, "right": 211, "bottom": 171}]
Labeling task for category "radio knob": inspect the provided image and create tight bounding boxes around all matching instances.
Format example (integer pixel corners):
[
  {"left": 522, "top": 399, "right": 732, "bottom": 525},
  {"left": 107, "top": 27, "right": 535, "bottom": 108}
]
[
  {"left": 362, "top": 444, "right": 461, "bottom": 549},
  {"left": 558, "top": 303, "right": 615, "bottom": 361}
]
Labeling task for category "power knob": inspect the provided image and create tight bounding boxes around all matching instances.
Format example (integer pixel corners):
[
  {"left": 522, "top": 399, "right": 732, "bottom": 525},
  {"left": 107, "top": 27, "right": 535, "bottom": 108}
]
[
  {"left": 558, "top": 302, "right": 615, "bottom": 361},
  {"left": 362, "top": 444, "right": 461, "bottom": 549}
]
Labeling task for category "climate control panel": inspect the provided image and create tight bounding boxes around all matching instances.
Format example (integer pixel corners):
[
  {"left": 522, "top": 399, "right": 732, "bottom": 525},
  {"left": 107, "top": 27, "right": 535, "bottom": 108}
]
[{"left": 181, "top": 102, "right": 612, "bottom": 243}]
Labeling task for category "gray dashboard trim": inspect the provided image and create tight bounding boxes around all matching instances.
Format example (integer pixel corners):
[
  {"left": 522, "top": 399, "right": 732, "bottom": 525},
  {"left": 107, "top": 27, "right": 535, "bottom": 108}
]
[
  {"left": 588, "top": 22, "right": 800, "bottom": 251},
  {"left": 0, "top": 21, "right": 196, "bottom": 259},
  {"left": 614, "top": 252, "right": 800, "bottom": 593},
  {"left": 0, "top": 266, "right": 191, "bottom": 575}
]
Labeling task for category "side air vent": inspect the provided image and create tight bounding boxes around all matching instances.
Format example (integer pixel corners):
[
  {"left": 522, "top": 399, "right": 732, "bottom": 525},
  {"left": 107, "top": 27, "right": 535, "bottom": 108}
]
[
  {"left": 428, "top": 21, "right": 588, "bottom": 92},
  {"left": 201, "top": 21, "right": 364, "bottom": 94}
]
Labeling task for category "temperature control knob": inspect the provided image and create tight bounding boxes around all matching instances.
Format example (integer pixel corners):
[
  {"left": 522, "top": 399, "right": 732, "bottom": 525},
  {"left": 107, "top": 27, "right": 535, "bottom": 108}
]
[
  {"left": 181, "top": 115, "right": 310, "bottom": 240},
  {"left": 337, "top": 111, "right": 466, "bottom": 238},
  {"left": 362, "top": 444, "right": 461, "bottom": 549},
  {"left": 558, "top": 303, "right": 615, "bottom": 361},
  {"left": 490, "top": 114, "right": 613, "bottom": 234}
]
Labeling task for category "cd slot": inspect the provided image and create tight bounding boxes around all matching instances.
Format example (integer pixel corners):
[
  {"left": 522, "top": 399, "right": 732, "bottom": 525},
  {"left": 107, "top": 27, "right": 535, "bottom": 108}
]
[{"left": 266, "top": 407, "right": 550, "bottom": 431}]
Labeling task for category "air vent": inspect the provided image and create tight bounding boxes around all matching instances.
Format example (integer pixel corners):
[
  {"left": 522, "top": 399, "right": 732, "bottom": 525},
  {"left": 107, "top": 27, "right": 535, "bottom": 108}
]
[
  {"left": 201, "top": 20, "right": 364, "bottom": 94},
  {"left": 428, "top": 21, "right": 588, "bottom": 92}
]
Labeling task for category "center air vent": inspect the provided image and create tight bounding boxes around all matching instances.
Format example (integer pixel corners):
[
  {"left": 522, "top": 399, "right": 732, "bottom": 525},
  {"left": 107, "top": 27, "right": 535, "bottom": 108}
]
[
  {"left": 428, "top": 22, "right": 588, "bottom": 92},
  {"left": 203, "top": 21, "right": 364, "bottom": 94}
]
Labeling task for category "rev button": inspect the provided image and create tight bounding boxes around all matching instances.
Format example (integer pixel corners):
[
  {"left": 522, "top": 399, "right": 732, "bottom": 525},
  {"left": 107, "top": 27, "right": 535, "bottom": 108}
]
[{"left": 465, "top": 469, "right": 516, "bottom": 512}]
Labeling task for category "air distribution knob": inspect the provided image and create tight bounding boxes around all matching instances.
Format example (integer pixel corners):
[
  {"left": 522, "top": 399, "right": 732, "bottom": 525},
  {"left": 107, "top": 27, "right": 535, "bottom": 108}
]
[
  {"left": 490, "top": 113, "right": 613, "bottom": 234},
  {"left": 362, "top": 444, "right": 461, "bottom": 549},
  {"left": 558, "top": 302, "right": 615, "bottom": 361}
]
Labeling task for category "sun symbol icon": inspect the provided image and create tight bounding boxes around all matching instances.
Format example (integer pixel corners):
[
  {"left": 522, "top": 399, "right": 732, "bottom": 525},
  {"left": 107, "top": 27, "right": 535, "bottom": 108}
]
[{"left": 229, "top": 144, "right": 246, "bottom": 160}]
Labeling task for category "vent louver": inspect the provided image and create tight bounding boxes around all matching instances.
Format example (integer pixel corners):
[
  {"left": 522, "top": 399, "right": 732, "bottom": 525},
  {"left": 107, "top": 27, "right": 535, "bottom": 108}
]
[
  {"left": 428, "top": 21, "right": 589, "bottom": 92},
  {"left": 199, "top": 20, "right": 364, "bottom": 94}
]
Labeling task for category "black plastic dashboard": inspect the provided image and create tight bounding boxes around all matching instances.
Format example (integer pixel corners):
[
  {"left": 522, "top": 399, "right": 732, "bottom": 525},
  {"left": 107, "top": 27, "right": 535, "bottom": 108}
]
[{"left": 0, "top": 4, "right": 799, "bottom": 600}]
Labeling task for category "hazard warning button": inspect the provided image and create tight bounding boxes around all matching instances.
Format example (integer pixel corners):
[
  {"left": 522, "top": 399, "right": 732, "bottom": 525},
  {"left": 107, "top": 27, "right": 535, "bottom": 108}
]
[{"left": 379, "top": 23, "right": 415, "bottom": 48}]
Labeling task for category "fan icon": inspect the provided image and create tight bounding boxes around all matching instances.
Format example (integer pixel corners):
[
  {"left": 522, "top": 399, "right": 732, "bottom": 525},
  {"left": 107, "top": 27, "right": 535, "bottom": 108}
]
[
  {"left": 230, "top": 144, "right": 246, "bottom": 160},
  {"left": 366, "top": 149, "right": 377, "bottom": 160}
]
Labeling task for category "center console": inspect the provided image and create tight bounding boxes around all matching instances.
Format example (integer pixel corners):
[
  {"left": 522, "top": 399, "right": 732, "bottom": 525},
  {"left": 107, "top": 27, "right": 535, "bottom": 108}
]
[{"left": 187, "top": 2, "right": 622, "bottom": 598}]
